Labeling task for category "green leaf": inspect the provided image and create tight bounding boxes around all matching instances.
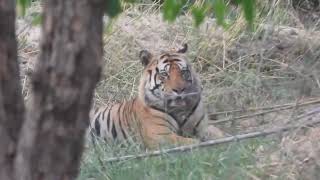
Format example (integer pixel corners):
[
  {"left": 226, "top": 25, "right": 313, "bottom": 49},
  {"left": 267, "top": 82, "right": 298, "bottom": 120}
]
[
  {"left": 106, "top": 0, "right": 122, "bottom": 18},
  {"left": 212, "top": 0, "right": 227, "bottom": 26},
  {"left": 31, "top": 13, "right": 42, "bottom": 26},
  {"left": 162, "top": 0, "right": 186, "bottom": 22},
  {"left": 191, "top": 6, "right": 206, "bottom": 27},
  {"left": 17, "top": 0, "right": 32, "bottom": 16},
  {"left": 241, "top": 0, "right": 255, "bottom": 29}
]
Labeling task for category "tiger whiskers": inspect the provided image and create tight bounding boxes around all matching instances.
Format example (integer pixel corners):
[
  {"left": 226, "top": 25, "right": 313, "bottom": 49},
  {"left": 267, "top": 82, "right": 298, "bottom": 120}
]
[
  {"left": 178, "top": 91, "right": 201, "bottom": 98},
  {"left": 162, "top": 91, "right": 201, "bottom": 99}
]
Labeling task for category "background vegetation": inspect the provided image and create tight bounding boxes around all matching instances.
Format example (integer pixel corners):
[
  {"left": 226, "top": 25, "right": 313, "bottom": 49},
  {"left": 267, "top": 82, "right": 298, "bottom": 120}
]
[{"left": 17, "top": 0, "right": 320, "bottom": 179}]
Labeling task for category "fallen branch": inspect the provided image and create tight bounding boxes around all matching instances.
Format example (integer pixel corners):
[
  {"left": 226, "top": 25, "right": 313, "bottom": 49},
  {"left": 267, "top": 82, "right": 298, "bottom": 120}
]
[
  {"left": 209, "top": 98, "right": 320, "bottom": 124},
  {"left": 104, "top": 110, "right": 320, "bottom": 163},
  {"left": 209, "top": 98, "right": 320, "bottom": 117}
]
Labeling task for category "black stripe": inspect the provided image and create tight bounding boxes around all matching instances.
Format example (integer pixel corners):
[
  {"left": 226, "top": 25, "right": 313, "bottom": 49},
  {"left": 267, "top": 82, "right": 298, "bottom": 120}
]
[
  {"left": 164, "top": 118, "right": 177, "bottom": 131},
  {"left": 150, "top": 105, "right": 166, "bottom": 114},
  {"left": 153, "top": 70, "right": 157, "bottom": 85},
  {"left": 94, "top": 119, "right": 101, "bottom": 136},
  {"left": 110, "top": 104, "right": 119, "bottom": 139},
  {"left": 156, "top": 122, "right": 177, "bottom": 133},
  {"left": 148, "top": 70, "right": 152, "bottom": 82},
  {"left": 186, "top": 99, "right": 201, "bottom": 120},
  {"left": 195, "top": 113, "right": 205, "bottom": 129},
  {"left": 154, "top": 122, "right": 171, "bottom": 128},
  {"left": 150, "top": 105, "right": 177, "bottom": 130},
  {"left": 119, "top": 121, "right": 127, "bottom": 139},
  {"left": 123, "top": 102, "right": 130, "bottom": 129},
  {"left": 128, "top": 99, "right": 136, "bottom": 133},
  {"left": 106, "top": 109, "right": 111, "bottom": 130},
  {"left": 160, "top": 54, "right": 169, "bottom": 59},
  {"left": 101, "top": 107, "right": 108, "bottom": 121},
  {"left": 111, "top": 122, "right": 117, "bottom": 139},
  {"left": 118, "top": 103, "right": 128, "bottom": 139},
  {"left": 94, "top": 107, "right": 100, "bottom": 114},
  {"left": 193, "top": 114, "right": 205, "bottom": 135},
  {"left": 150, "top": 84, "right": 160, "bottom": 92},
  {"left": 164, "top": 59, "right": 181, "bottom": 63},
  {"left": 179, "top": 99, "right": 200, "bottom": 128}
]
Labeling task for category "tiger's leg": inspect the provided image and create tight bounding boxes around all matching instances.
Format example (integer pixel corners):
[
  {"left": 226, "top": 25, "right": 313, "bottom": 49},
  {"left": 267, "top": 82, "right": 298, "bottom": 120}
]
[
  {"left": 142, "top": 124, "right": 199, "bottom": 149},
  {"left": 162, "top": 133, "right": 198, "bottom": 145},
  {"left": 147, "top": 133, "right": 199, "bottom": 149},
  {"left": 195, "top": 115, "right": 225, "bottom": 141}
]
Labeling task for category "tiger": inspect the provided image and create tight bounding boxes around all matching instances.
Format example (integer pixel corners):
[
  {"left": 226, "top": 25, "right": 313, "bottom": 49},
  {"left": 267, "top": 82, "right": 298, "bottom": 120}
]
[{"left": 90, "top": 44, "right": 224, "bottom": 149}]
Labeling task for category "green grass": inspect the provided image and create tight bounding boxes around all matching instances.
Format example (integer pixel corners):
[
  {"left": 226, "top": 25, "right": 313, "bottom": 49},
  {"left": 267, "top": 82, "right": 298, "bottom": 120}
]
[{"left": 79, "top": 138, "right": 270, "bottom": 180}]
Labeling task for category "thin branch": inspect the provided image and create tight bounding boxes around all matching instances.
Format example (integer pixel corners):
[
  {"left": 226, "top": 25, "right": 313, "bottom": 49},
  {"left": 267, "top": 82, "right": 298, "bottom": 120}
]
[
  {"left": 104, "top": 111, "right": 320, "bottom": 163},
  {"left": 209, "top": 98, "right": 320, "bottom": 116},
  {"left": 209, "top": 98, "right": 320, "bottom": 124}
]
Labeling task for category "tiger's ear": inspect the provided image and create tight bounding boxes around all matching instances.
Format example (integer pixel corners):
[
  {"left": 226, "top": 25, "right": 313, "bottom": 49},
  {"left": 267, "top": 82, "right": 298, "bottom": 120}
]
[
  {"left": 139, "top": 50, "right": 152, "bottom": 67},
  {"left": 177, "top": 43, "right": 188, "bottom": 53}
]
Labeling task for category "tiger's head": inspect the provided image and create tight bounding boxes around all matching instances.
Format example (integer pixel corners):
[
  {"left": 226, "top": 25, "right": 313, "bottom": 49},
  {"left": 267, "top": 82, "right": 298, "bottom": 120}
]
[{"left": 138, "top": 44, "right": 202, "bottom": 112}]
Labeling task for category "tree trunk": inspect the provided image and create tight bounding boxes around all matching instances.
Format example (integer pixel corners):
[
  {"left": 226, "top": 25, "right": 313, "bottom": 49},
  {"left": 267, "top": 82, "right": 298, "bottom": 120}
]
[
  {"left": 15, "top": 1, "right": 105, "bottom": 180},
  {"left": 0, "top": 0, "right": 25, "bottom": 180}
]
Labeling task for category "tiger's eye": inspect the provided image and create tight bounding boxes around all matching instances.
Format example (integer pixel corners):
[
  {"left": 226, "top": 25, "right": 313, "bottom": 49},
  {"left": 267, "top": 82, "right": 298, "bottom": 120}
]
[
  {"left": 159, "top": 72, "right": 168, "bottom": 77},
  {"left": 158, "top": 71, "right": 168, "bottom": 81},
  {"left": 182, "top": 70, "right": 190, "bottom": 79}
]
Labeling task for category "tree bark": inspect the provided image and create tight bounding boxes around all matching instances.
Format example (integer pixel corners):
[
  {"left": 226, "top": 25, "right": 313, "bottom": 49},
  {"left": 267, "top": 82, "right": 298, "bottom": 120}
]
[
  {"left": 15, "top": 1, "right": 105, "bottom": 180},
  {"left": 0, "top": 0, "right": 25, "bottom": 180}
]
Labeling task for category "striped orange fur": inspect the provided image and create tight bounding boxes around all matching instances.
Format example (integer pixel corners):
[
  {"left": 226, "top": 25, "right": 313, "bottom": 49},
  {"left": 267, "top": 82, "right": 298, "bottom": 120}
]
[{"left": 90, "top": 44, "right": 224, "bottom": 149}]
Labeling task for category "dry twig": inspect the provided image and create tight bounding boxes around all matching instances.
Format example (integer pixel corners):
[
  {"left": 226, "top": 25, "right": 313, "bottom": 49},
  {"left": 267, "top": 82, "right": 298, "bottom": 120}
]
[{"left": 209, "top": 98, "right": 320, "bottom": 124}]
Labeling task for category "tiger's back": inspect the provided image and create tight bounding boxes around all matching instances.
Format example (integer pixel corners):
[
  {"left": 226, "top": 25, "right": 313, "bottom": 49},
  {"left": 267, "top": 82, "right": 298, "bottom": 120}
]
[{"left": 90, "top": 98, "right": 140, "bottom": 143}]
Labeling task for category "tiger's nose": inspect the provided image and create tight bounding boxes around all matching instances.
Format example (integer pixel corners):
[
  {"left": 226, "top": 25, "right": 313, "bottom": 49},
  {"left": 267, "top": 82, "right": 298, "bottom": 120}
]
[{"left": 172, "top": 87, "right": 185, "bottom": 94}]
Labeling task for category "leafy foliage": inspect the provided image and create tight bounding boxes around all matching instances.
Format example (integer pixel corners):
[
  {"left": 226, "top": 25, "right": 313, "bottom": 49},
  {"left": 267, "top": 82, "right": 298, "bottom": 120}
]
[
  {"left": 191, "top": 5, "right": 207, "bottom": 27},
  {"left": 240, "top": 0, "right": 255, "bottom": 28},
  {"left": 212, "top": 0, "right": 228, "bottom": 27},
  {"left": 160, "top": 0, "right": 256, "bottom": 28},
  {"left": 17, "top": 0, "right": 32, "bottom": 16},
  {"left": 17, "top": 0, "right": 256, "bottom": 28},
  {"left": 30, "top": 12, "right": 42, "bottom": 25},
  {"left": 162, "top": 0, "right": 187, "bottom": 22},
  {"left": 106, "top": 0, "right": 123, "bottom": 18}
]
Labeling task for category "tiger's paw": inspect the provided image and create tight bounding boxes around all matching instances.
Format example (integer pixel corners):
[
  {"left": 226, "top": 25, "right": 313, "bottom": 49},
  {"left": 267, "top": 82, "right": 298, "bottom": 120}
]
[{"left": 200, "top": 125, "right": 225, "bottom": 142}]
